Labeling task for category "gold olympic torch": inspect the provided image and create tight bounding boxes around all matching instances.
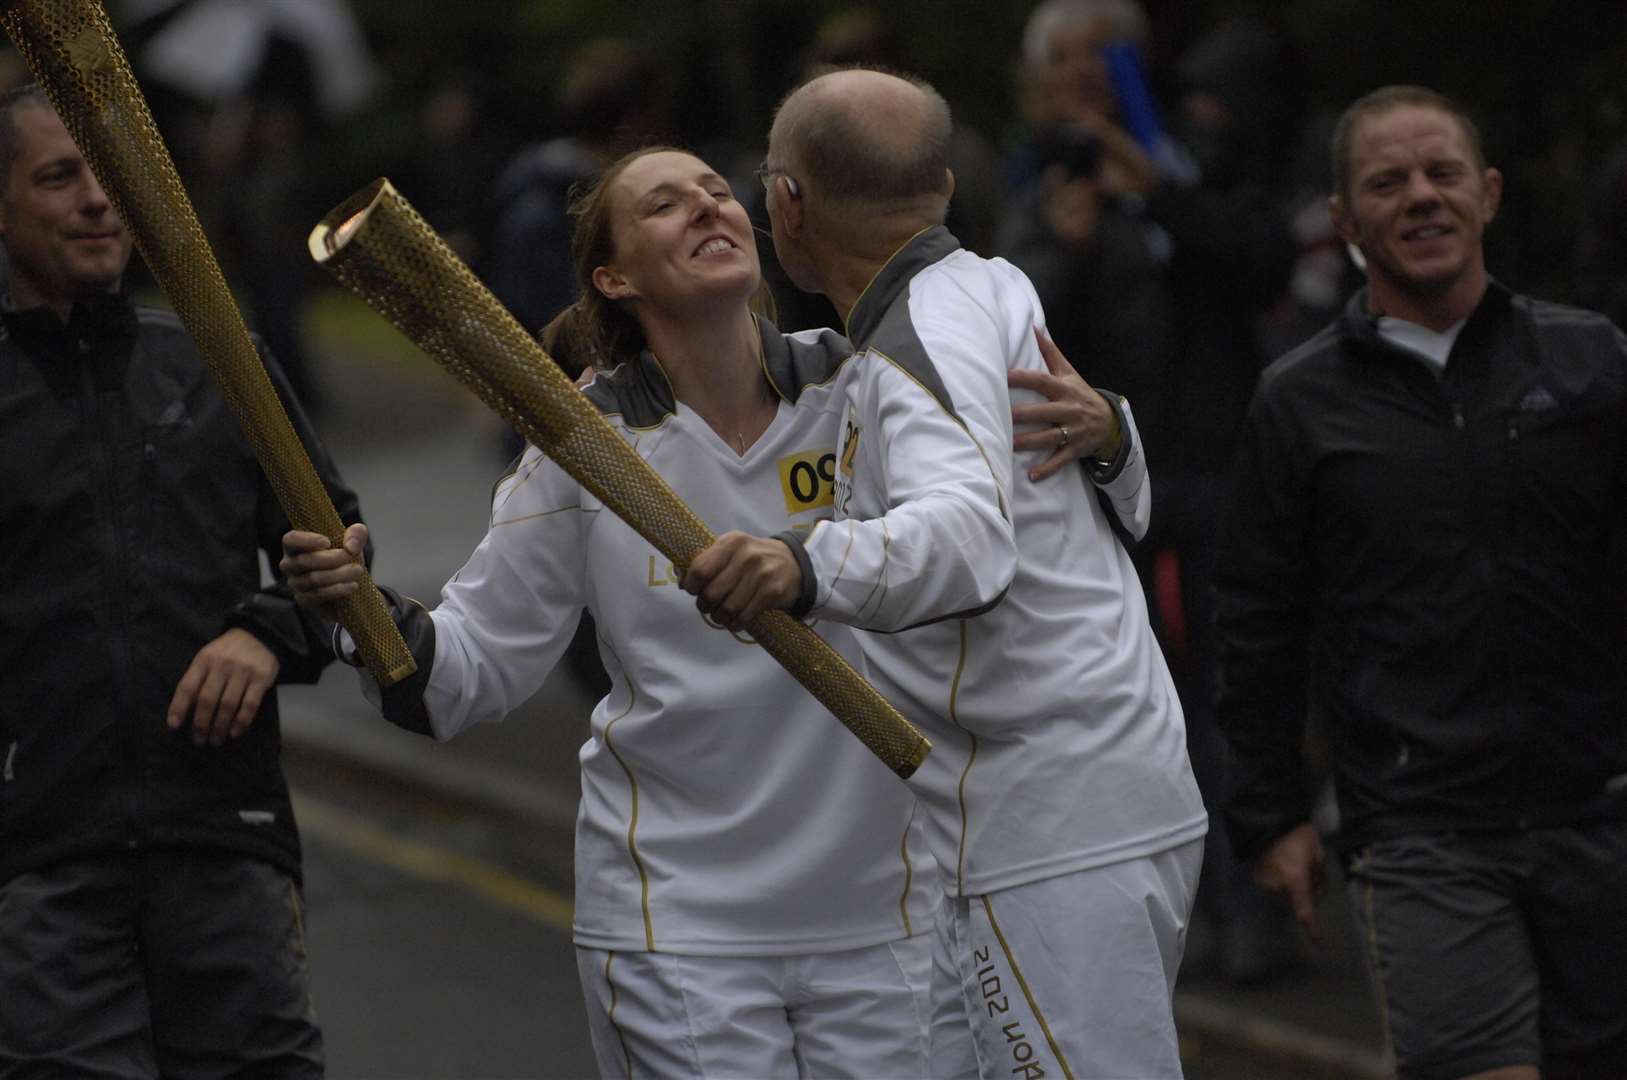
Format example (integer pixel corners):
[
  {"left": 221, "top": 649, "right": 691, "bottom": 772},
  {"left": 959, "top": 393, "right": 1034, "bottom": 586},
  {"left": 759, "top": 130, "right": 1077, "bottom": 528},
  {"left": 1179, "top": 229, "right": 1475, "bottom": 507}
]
[
  {"left": 310, "top": 179, "right": 931, "bottom": 779},
  {"left": 0, "top": 0, "right": 415, "bottom": 685}
]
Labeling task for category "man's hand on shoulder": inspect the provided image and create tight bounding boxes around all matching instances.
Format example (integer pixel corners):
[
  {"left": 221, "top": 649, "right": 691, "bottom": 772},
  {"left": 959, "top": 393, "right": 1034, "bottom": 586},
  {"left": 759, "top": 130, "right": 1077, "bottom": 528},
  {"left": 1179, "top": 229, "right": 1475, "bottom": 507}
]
[
  {"left": 1009, "top": 328, "right": 1122, "bottom": 481},
  {"left": 1252, "top": 822, "right": 1328, "bottom": 944},
  {"left": 165, "top": 628, "right": 281, "bottom": 746},
  {"left": 681, "top": 532, "right": 803, "bottom": 632}
]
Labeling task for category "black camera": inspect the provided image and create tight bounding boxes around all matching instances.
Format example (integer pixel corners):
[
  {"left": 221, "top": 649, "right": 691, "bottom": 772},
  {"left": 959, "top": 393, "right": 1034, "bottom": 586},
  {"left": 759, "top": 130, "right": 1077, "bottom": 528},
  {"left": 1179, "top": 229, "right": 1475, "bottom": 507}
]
[{"left": 1036, "top": 123, "right": 1103, "bottom": 180}]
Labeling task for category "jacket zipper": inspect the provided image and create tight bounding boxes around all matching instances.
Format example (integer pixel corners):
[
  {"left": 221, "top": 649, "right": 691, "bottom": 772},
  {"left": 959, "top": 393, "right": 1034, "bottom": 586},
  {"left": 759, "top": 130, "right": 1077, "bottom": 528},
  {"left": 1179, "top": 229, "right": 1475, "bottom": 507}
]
[
  {"left": 81, "top": 349, "right": 144, "bottom": 848},
  {"left": 1505, "top": 411, "right": 1526, "bottom": 826}
]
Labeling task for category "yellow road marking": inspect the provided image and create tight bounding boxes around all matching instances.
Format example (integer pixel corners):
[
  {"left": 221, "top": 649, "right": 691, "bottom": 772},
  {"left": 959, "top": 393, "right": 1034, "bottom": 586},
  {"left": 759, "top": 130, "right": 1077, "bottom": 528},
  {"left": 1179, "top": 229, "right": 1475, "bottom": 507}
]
[{"left": 292, "top": 791, "right": 576, "bottom": 932}]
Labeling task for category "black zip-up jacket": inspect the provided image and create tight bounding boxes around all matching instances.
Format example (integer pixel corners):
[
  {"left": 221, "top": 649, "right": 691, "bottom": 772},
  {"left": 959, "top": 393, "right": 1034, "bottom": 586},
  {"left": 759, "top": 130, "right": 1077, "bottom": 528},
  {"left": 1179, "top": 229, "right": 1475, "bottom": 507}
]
[
  {"left": 1216, "top": 281, "right": 1627, "bottom": 859},
  {"left": 0, "top": 293, "right": 364, "bottom": 885}
]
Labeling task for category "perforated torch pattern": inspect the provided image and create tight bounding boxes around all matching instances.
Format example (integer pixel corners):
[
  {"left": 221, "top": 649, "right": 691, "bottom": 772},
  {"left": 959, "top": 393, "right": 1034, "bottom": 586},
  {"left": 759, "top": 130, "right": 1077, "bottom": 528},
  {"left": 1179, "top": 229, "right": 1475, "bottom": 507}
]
[
  {"left": 312, "top": 180, "right": 930, "bottom": 778},
  {"left": 1, "top": 0, "right": 414, "bottom": 685}
]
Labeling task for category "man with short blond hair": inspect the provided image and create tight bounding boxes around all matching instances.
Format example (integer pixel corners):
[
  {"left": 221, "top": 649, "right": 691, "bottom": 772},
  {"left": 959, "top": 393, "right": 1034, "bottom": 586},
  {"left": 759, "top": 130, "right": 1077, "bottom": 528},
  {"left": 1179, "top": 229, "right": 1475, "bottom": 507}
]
[{"left": 1217, "top": 85, "right": 1627, "bottom": 1080}]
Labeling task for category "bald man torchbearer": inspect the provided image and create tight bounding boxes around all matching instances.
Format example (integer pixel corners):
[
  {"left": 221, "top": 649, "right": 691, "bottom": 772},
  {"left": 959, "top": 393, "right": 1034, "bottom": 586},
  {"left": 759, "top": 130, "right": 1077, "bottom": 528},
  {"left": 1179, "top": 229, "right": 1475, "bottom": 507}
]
[{"left": 686, "top": 67, "right": 1207, "bottom": 1079}]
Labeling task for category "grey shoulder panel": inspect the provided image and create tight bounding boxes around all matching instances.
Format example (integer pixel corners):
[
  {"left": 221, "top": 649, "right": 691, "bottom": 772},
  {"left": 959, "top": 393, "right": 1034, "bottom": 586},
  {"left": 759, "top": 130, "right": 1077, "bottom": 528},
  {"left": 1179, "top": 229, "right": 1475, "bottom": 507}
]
[
  {"left": 845, "top": 226, "right": 961, "bottom": 346},
  {"left": 578, "top": 353, "right": 677, "bottom": 428},
  {"left": 866, "top": 298, "right": 959, "bottom": 420},
  {"left": 758, "top": 318, "right": 854, "bottom": 404}
]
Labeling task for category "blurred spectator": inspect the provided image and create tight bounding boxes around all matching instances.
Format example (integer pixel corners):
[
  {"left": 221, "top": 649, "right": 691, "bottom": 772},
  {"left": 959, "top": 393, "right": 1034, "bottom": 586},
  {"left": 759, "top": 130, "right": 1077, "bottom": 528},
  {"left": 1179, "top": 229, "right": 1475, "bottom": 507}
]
[
  {"left": 477, "top": 39, "right": 672, "bottom": 699},
  {"left": 741, "top": 7, "right": 1007, "bottom": 335},
  {"left": 122, "top": 0, "right": 381, "bottom": 123},
  {"left": 1003, "top": 0, "right": 1145, "bottom": 196},
  {"left": 996, "top": 2, "right": 1302, "bottom": 984},
  {"left": 479, "top": 39, "right": 671, "bottom": 352},
  {"left": 1259, "top": 109, "right": 1366, "bottom": 359},
  {"left": 216, "top": 91, "right": 325, "bottom": 415},
  {"left": 118, "top": 0, "right": 386, "bottom": 419},
  {"left": 392, "top": 71, "right": 513, "bottom": 267}
]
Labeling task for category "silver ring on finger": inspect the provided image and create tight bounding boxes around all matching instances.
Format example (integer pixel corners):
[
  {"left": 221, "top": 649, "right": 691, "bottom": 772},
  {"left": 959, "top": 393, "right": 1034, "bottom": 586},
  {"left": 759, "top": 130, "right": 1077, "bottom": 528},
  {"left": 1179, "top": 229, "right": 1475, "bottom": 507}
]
[{"left": 1057, "top": 424, "right": 1071, "bottom": 447}]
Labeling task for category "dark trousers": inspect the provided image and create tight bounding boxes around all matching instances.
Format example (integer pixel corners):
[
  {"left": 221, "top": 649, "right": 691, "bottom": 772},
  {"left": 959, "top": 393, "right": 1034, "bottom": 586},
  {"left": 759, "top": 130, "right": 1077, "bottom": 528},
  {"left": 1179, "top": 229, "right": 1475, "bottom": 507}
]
[
  {"left": 0, "top": 850, "right": 324, "bottom": 1079},
  {"left": 1347, "top": 820, "right": 1627, "bottom": 1080}
]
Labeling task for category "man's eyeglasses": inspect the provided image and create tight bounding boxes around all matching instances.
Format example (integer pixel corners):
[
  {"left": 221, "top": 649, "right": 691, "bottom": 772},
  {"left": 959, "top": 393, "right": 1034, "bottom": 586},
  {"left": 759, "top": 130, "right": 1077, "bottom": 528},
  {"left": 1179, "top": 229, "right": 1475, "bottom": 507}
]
[{"left": 755, "top": 161, "right": 800, "bottom": 197}]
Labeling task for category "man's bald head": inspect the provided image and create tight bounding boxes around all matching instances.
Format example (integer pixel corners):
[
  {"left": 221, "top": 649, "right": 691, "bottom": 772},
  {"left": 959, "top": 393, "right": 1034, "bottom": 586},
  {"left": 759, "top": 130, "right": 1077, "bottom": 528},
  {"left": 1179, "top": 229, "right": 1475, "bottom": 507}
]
[{"left": 770, "top": 68, "right": 952, "bottom": 219}]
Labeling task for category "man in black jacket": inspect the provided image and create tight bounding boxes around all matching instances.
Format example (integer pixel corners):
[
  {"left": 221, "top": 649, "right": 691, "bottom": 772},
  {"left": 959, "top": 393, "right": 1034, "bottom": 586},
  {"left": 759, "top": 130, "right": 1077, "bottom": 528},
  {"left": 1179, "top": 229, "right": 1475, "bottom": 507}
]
[
  {"left": 1216, "top": 84, "right": 1627, "bottom": 1080},
  {"left": 0, "top": 85, "right": 353, "bottom": 1077}
]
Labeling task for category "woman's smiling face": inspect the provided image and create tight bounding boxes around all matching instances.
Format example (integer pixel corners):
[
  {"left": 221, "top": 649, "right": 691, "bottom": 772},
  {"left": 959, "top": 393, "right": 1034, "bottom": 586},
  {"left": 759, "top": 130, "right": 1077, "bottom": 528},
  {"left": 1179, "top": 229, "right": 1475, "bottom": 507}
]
[{"left": 593, "top": 151, "right": 760, "bottom": 315}]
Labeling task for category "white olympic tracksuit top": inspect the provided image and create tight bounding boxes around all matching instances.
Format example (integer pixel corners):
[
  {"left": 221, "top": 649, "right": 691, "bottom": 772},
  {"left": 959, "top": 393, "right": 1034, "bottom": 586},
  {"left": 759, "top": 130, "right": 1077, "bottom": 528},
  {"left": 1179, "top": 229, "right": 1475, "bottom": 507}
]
[
  {"left": 412, "top": 322, "right": 936, "bottom": 955},
  {"left": 787, "top": 226, "right": 1209, "bottom": 897}
]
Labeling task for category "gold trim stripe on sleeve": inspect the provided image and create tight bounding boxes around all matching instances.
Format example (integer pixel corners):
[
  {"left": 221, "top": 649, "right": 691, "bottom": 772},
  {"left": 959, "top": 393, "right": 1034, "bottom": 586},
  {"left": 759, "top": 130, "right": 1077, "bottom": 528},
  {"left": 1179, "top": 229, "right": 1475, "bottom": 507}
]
[
  {"left": 0, "top": 0, "right": 414, "bottom": 686},
  {"left": 604, "top": 951, "right": 635, "bottom": 1078},
  {"left": 308, "top": 178, "right": 930, "bottom": 779},
  {"left": 951, "top": 621, "right": 977, "bottom": 895},
  {"left": 897, "top": 800, "right": 917, "bottom": 936},
  {"left": 598, "top": 637, "right": 655, "bottom": 953}
]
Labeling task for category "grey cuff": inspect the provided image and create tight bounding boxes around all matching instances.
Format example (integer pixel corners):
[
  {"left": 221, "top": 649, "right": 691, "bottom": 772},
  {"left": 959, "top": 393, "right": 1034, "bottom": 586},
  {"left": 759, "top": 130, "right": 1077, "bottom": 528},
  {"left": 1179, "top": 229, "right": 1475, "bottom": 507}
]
[
  {"left": 330, "top": 622, "right": 364, "bottom": 667},
  {"left": 1084, "top": 390, "right": 1132, "bottom": 485},
  {"left": 774, "top": 531, "right": 819, "bottom": 618}
]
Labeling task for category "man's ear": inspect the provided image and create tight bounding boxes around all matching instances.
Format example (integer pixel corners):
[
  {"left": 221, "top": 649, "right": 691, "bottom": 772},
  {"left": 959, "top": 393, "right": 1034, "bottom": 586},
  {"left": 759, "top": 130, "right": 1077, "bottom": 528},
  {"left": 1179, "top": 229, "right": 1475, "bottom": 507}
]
[
  {"left": 944, "top": 167, "right": 956, "bottom": 202},
  {"left": 777, "top": 176, "right": 805, "bottom": 238},
  {"left": 1481, "top": 167, "right": 1503, "bottom": 223},
  {"left": 591, "top": 265, "right": 635, "bottom": 301}
]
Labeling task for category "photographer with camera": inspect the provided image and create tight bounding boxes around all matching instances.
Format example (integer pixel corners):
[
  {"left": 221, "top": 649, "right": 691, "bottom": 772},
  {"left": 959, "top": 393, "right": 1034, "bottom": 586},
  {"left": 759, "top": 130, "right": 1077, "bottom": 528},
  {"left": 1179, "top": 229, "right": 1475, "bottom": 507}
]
[{"left": 996, "top": 2, "right": 1302, "bottom": 985}]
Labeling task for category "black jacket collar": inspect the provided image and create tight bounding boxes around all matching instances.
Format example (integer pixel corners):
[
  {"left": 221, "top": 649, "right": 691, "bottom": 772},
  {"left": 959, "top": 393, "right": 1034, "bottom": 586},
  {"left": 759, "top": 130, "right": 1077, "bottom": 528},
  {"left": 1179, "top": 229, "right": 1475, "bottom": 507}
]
[
  {"left": 1338, "top": 278, "right": 1520, "bottom": 381},
  {"left": 1339, "top": 278, "right": 1515, "bottom": 351},
  {"left": 1, "top": 289, "right": 139, "bottom": 363}
]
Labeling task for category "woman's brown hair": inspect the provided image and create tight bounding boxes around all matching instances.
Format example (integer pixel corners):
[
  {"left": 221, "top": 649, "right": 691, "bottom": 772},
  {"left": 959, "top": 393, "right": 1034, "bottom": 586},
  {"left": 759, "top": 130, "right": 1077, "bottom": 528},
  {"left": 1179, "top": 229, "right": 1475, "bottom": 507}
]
[{"left": 541, "top": 145, "right": 775, "bottom": 376}]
